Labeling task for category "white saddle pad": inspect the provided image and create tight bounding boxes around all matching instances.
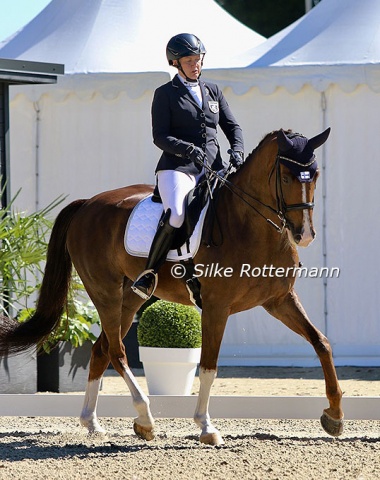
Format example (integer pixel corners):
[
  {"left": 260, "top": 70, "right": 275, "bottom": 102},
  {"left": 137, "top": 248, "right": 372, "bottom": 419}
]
[{"left": 124, "top": 194, "right": 208, "bottom": 261}]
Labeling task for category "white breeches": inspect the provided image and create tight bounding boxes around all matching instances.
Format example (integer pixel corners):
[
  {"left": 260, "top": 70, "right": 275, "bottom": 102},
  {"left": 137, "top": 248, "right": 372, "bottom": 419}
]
[{"left": 157, "top": 170, "right": 203, "bottom": 228}]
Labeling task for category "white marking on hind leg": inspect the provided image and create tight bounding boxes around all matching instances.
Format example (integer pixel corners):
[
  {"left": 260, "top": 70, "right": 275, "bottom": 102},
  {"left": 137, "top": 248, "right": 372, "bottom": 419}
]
[{"left": 80, "top": 378, "right": 105, "bottom": 434}]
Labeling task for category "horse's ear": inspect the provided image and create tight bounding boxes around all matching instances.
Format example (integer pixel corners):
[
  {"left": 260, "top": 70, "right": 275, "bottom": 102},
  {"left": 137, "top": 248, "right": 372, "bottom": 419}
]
[
  {"left": 308, "top": 127, "right": 331, "bottom": 151},
  {"left": 277, "top": 129, "right": 293, "bottom": 151}
]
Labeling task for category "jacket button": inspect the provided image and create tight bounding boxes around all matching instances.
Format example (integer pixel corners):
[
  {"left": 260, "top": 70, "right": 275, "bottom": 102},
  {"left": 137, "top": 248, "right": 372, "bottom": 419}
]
[
  {"left": 201, "top": 123, "right": 206, "bottom": 128},
  {"left": 202, "top": 133, "right": 206, "bottom": 138},
  {"left": 202, "top": 143, "right": 206, "bottom": 148},
  {"left": 200, "top": 113, "right": 205, "bottom": 117}
]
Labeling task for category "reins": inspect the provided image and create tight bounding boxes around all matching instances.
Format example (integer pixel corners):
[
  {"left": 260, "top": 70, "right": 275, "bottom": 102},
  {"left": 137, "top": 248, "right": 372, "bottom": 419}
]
[
  {"left": 200, "top": 149, "right": 316, "bottom": 236},
  {"left": 217, "top": 168, "right": 286, "bottom": 232}
]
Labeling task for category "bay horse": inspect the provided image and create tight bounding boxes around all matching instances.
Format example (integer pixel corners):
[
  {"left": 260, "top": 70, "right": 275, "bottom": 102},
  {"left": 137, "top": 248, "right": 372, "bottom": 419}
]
[{"left": 0, "top": 128, "right": 343, "bottom": 446}]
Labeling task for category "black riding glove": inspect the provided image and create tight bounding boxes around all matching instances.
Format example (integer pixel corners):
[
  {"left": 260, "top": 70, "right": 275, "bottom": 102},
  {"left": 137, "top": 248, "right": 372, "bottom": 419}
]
[
  {"left": 229, "top": 150, "right": 244, "bottom": 168},
  {"left": 186, "top": 145, "right": 206, "bottom": 167}
]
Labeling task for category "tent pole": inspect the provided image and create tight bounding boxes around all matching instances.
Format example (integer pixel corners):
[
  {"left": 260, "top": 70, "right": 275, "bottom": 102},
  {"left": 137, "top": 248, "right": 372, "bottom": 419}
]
[
  {"left": 320, "top": 91, "right": 328, "bottom": 337},
  {"left": 0, "top": 82, "right": 11, "bottom": 314},
  {"left": 33, "top": 101, "right": 41, "bottom": 212},
  {"left": 0, "top": 82, "right": 10, "bottom": 209}
]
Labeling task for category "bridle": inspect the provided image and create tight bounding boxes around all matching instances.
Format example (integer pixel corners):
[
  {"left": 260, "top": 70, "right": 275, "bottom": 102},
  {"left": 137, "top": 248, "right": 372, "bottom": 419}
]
[
  {"left": 203, "top": 148, "right": 317, "bottom": 234},
  {"left": 275, "top": 153, "right": 316, "bottom": 215}
]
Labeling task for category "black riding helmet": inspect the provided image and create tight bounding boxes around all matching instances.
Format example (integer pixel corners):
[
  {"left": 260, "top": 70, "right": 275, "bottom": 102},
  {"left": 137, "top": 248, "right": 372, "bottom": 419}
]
[{"left": 166, "top": 33, "right": 206, "bottom": 65}]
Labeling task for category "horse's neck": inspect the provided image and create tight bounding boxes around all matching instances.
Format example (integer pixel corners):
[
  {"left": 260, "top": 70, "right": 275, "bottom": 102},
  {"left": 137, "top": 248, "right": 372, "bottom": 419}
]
[
  {"left": 233, "top": 140, "right": 277, "bottom": 209},
  {"left": 204, "top": 135, "right": 294, "bottom": 259}
]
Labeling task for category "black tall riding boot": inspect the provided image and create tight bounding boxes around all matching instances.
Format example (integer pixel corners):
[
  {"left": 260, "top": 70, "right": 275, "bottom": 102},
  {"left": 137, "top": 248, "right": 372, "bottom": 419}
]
[{"left": 131, "top": 211, "right": 177, "bottom": 300}]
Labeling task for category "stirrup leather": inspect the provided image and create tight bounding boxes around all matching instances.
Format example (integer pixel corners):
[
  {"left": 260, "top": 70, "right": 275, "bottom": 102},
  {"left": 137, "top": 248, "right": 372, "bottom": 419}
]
[{"left": 131, "top": 269, "right": 158, "bottom": 300}]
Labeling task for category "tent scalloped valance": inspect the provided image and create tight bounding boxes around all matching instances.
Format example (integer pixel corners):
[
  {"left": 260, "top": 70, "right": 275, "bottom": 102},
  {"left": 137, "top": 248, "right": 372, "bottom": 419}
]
[
  {"left": 9, "top": 72, "right": 171, "bottom": 102},
  {"left": 203, "top": 64, "right": 380, "bottom": 96}
]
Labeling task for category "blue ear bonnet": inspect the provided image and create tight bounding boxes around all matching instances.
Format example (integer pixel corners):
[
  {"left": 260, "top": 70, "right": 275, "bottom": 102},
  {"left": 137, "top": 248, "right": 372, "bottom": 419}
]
[{"left": 278, "top": 134, "right": 318, "bottom": 183}]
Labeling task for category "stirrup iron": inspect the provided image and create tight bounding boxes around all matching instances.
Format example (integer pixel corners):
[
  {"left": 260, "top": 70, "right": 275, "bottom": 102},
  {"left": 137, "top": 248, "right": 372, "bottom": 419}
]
[{"left": 131, "top": 269, "right": 158, "bottom": 300}]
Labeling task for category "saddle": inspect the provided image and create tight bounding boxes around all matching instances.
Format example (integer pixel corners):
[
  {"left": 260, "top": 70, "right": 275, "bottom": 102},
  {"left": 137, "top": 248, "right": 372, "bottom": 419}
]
[
  {"left": 125, "top": 180, "right": 211, "bottom": 262},
  {"left": 152, "top": 177, "right": 210, "bottom": 250}
]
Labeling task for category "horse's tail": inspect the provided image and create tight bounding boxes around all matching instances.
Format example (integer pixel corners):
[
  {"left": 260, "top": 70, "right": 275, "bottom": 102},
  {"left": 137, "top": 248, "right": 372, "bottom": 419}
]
[{"left": 0, "top": 199, "right": 87, "bottom": 356}]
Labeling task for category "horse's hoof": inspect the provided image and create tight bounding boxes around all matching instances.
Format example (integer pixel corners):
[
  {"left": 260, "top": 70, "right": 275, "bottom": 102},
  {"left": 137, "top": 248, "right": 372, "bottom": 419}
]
[
  {"left": 80, "top": 417, "right": 106, "bottom": 435},
  {"left": 133, "top": 422, "right": 155, "bottom": 441},
  {"left": 200, "top": 432, "right": 224, "bottom": 446},
  {"left": 320, "top": 411, "right": 344, "bottom": 437}
]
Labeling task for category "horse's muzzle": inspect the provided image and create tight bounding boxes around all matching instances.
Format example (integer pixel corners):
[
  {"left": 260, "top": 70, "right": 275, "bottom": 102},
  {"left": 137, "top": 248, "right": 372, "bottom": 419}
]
[{"left": 288, "top": 225, "right": 316, "bottom": 247}]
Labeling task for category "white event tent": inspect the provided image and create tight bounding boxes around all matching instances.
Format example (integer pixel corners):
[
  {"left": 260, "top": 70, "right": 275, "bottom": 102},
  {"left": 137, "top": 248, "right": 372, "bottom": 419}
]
[
  {"left": 203, "top": 0, "right": 380, "bottom": 366},
  {"left": 0, "top": 0, "right": 274, "bottom": 367},
  {"left": 0, "top": 0, "right": 265, "bottom": 211}
]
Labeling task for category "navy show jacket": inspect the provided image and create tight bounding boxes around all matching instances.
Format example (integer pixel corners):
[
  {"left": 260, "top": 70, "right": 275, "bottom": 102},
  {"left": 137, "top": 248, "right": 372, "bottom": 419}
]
[{"left": 152, "top": 74, "right": 244, "bottom": 176}]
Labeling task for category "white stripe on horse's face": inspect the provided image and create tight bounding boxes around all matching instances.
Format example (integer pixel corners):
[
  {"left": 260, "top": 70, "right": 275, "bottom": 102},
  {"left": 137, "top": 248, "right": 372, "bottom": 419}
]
[{"left": 298, "top": 183, "right": 315, "bottom": 247}]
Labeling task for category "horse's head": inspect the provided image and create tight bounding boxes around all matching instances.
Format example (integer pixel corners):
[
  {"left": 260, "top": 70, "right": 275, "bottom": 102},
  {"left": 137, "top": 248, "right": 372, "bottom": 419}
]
[{"left": 275, "top": 128, "right": 330, "bottom": 247}]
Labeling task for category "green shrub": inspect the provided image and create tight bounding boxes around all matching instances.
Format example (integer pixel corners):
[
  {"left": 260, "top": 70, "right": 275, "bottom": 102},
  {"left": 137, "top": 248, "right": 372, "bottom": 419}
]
[
  {"left": 137, "top": 300, "right": 202, "bottom": 348},
  {"left": 0, "top": 190, "right": 64, "bottom": 314},
  {"left": 18, "top": 290, "right": 100, "bottom": 354},
  {"left": 0, "top": 187, "right": 101, "bottom": 352}
]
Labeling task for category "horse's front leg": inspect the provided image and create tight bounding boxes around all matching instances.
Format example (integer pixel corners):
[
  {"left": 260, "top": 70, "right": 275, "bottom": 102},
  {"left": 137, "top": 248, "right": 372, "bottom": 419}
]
[
  {"left": 264, "top": 289, "right": 344, "bottom": 437},
  {"left": 194, "top": 367, "right": 222, "bottom": 445},
  {"left": 194, "top": 305, "right": 229, "bottom": 446},
  {"left": 118, "top": 284, "right": 155, "bottom": 440},
  {"left": 118, "top": 357, "right": 155, "bottom": 441}
]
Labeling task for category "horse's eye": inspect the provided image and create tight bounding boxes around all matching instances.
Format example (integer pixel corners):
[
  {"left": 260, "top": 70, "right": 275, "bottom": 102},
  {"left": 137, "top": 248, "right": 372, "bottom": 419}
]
[{"left": 282, "top": 174, "right": 291, "bottom": 185}]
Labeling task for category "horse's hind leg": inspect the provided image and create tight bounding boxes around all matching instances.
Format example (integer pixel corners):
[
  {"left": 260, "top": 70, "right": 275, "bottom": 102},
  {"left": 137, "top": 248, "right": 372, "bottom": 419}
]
[
  {"left": 264, "top": 290, "right": 344, "bottom": 437},
  {"left": 80, "top": 278, "right": 154, "bottom": 439},
  {"left": 80, "top": 332, "right": 110, "bottom": 433}
]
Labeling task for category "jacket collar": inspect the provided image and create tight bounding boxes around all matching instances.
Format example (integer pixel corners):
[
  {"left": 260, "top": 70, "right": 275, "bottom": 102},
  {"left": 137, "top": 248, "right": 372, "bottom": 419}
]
[{"left": 171, "top": 74, "right": 205, "bottom": 110}]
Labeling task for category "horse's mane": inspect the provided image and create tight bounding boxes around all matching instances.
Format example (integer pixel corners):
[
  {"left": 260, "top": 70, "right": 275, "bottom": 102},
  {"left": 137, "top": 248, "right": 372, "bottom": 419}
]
[
  {"left": 224, "top": 129, "right": 294, "bottom": 184},
  {"left": 248, "top": 129, "right": 294, "bottom": 159},
  {"left": 249, "top": 130, "right": 277, "bottom": 157}
]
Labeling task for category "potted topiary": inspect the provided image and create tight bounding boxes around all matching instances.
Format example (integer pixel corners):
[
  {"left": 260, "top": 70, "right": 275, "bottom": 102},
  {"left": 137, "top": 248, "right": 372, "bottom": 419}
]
[{"left": 137, "top": 300, "right": 202, "bottom": 395}]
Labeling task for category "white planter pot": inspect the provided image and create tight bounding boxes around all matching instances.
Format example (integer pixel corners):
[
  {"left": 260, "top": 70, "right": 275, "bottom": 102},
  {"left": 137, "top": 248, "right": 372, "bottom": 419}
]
[{"left": 139, "top": 346, "right": 201, "bottom": 395}]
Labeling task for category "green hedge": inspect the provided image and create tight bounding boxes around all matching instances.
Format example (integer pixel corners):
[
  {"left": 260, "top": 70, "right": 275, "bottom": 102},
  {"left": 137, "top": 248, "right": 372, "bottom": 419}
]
[{"left": 137, "top": 300, "right": 201, "bottom": 348}]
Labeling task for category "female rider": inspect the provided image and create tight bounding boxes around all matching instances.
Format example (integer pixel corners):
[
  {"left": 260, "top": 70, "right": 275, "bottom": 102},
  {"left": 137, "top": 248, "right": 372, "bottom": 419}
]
[{"left": 132, "top": 33, "right": 244, "bottom": 300}]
